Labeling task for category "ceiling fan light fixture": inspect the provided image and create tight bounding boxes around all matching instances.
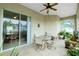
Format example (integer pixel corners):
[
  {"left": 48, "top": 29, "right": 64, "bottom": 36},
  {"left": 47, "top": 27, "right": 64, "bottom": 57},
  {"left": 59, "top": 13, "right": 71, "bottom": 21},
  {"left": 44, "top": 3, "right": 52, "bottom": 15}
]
[{"left": 40, "top": 3, "right": 58, "bottom": 14}]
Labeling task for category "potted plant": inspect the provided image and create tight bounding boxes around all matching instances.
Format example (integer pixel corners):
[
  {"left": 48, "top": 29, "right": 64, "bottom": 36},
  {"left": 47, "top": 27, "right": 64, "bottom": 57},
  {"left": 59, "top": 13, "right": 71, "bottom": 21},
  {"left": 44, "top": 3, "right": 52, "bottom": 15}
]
[
  {"left": 58, "top": 30, "right": 72, "bottom": 40},
  {"left": 67, "top": 43, "right": 79, "bottom": 56},
  {"left": 58, "top": 31, "right": 73, "bottom": 49},
  {"left": 58, "top": 30, "right": 66, "bottom": 39}
]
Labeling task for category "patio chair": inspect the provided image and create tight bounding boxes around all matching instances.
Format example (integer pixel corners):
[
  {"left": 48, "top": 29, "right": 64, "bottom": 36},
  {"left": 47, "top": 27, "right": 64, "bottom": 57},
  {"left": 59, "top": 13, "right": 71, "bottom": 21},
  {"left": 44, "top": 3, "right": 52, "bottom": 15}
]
[
  {"left": 43, "top": 40, "right": 56, "bottom": 49},
  {"left": 33, "top": 35, "right": 46, "bottom": 51}
]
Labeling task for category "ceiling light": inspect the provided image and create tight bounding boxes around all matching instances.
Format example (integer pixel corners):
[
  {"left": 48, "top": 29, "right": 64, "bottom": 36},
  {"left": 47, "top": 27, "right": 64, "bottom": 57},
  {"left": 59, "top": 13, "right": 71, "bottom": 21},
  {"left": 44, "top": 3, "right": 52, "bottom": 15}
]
[{"left": 13, "top": 16, "right": 17, "bottom": 19}]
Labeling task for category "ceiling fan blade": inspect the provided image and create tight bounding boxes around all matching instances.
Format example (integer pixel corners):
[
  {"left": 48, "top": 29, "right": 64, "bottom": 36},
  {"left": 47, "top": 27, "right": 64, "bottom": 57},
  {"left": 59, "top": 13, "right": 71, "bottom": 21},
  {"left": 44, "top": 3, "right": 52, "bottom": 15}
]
[
  {"left": 47, "top": 9, "right": 49, "bottom": 14},
  {"left": 50, "top": 8, "right": 57, "bottom": 11},
  {"left": 40, "top": 8, "right": 47, "bottom": 12},
  {"left": 43, "top": 4, "right": 47, "bottom": 6},
  {"left": 51, "top": 3, "right": 58, "bottom": 6}
]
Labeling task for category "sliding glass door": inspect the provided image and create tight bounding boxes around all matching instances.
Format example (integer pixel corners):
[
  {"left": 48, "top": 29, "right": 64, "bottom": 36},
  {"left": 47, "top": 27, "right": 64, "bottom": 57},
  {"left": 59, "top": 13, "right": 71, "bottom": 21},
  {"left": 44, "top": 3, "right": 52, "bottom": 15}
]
[
  {"left": 3, "top": 10, "right": 19, "bottom": 50},
  {"left": 20, "top": 15, "right": 27, "bottom": 45},
  {"left": 3, "top": 10, "right": 28, "bottom": 50}
]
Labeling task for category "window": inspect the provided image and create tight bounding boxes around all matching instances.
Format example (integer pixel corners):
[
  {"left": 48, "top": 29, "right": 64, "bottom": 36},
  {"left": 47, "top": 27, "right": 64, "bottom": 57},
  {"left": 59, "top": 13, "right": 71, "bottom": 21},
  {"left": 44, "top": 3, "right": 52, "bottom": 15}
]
[{"left": 60, "top": 19, "right": 75, "bottom": 34}]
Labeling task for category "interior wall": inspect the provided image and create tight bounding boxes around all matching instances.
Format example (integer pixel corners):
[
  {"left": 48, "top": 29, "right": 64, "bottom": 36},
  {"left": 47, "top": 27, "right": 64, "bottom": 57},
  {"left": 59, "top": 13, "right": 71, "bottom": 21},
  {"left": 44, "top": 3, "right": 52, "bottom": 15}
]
[{"left": 44, "top": 15, "right": 60, "bottom": 37}]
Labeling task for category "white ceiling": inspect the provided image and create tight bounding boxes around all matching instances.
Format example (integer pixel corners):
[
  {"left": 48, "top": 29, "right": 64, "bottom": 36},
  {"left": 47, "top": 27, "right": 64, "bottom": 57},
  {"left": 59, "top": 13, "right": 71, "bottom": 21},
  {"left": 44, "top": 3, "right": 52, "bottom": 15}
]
[{"left": 20, "top": 3, "right": 77, "bottom": 18}]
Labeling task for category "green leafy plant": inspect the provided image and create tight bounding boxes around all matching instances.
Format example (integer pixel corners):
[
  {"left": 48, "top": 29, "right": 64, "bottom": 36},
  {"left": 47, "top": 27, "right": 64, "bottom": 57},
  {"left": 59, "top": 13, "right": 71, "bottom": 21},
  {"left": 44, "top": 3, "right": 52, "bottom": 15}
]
[
  {"left": 58, "top": 30, "right": 72, "bottom": 39},
  {"left": 73, "top": 31, "right": 79, "bottom": 39},
  {"left": 65, "top": 32, "right": 72, "bottom": 39},
  {"left": 0, "top": 47, "right": 19, "bottom": 56},
  {"left": 76, "top": 43, "right": 79, "bottom": 47},
  {"left": 67, "top": 43, "right": 79, "bottom": 56},
  {"left": 58, "top": 30, "right": 66, "bottom": 39},
  {"left": 10, "top": 47, "right": 19, "bottom": 56},
  {"left": 67, "top": 48, "right": 79, "bottom": 56}
]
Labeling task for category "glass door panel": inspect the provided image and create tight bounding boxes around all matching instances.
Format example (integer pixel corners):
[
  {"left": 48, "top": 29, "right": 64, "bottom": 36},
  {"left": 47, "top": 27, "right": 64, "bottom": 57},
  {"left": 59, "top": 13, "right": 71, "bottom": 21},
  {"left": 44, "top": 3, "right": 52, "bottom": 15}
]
[
  {"left": 3, "top": 10, "right": 28, "bottom": 50},
  {"left": 3, "top": 10, "right": 19, "bottom": 50},
  {"left": 20, "top": 15, "right": 27, "bottom": 45}
]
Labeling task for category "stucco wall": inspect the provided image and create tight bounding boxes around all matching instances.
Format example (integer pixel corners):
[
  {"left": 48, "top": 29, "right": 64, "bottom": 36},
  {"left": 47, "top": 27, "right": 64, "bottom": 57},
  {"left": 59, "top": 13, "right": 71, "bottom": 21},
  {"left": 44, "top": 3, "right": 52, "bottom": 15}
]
[{"left": 44, "top": 15, "right": 60, "bottom": 37}]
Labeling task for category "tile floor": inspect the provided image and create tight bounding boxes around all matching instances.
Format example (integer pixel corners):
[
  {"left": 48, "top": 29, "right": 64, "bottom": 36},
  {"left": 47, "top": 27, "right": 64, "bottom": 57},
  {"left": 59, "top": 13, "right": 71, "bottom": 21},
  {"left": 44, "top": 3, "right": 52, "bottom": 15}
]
[
  {"left": 18, "top": 39, "right": 67, "bottom": 56},
  {"left": 1, "top": 39, "right": 67, "bottom": 56}
]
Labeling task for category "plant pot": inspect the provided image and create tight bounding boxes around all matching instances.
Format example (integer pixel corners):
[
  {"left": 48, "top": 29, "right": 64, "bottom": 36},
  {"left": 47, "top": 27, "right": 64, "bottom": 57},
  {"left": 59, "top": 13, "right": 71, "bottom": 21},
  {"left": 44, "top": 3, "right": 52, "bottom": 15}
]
[{"left": 65, "top": 40, "right": 70, "bottom": 49}]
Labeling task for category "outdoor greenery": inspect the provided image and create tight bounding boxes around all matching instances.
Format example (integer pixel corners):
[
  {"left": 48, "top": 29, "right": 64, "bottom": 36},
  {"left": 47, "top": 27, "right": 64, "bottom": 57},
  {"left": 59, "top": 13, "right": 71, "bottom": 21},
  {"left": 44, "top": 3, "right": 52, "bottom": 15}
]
[
  {"left": 0, "top": 47, "right": 19, "bottom": 56},
  {"left": 67, "top": 48, "right": 79, "bottom": 56},
  {"left": 10, "top": 47, "right": 19, "bottom": 56},
  {"left": 58, "top": 30, "right": 72, "bottom": 39},
  {"left": 67, "top": 43, "right": 79, "bottom": 56}
]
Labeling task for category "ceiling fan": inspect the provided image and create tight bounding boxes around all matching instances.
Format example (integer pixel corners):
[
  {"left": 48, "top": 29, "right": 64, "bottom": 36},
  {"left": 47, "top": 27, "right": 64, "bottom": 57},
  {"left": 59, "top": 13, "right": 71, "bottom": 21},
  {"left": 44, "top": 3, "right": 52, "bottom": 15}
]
[{"left": 40, "top": 3, "right": 58, "bottom": 14}]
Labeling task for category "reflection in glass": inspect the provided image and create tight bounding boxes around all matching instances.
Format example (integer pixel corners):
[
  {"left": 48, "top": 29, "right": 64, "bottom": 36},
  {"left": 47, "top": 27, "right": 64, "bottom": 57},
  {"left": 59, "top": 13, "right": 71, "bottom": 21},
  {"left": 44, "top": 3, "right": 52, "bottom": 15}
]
[
  {"left": 3, "top": 10, "right": 19, "bottom": 50},
  {"left": 3, "top": 10, "right": 28, "bottom": 50},
  {"left": 20, "top": 15, "right": 27, "bottom": 45}
]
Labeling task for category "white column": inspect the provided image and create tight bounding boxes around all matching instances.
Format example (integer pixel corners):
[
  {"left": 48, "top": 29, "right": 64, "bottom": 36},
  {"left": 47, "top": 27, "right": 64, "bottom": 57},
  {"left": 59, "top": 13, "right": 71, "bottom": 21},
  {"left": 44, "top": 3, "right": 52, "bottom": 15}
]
[
  {"left": 0, "top": 9, "right": 3, "bottom": 51},
  {"left": 77, "top": 4, "right": 79, "bottom": 31},
  {"left": 27, "top": 16, "right": 32, "bottom": 45}
]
